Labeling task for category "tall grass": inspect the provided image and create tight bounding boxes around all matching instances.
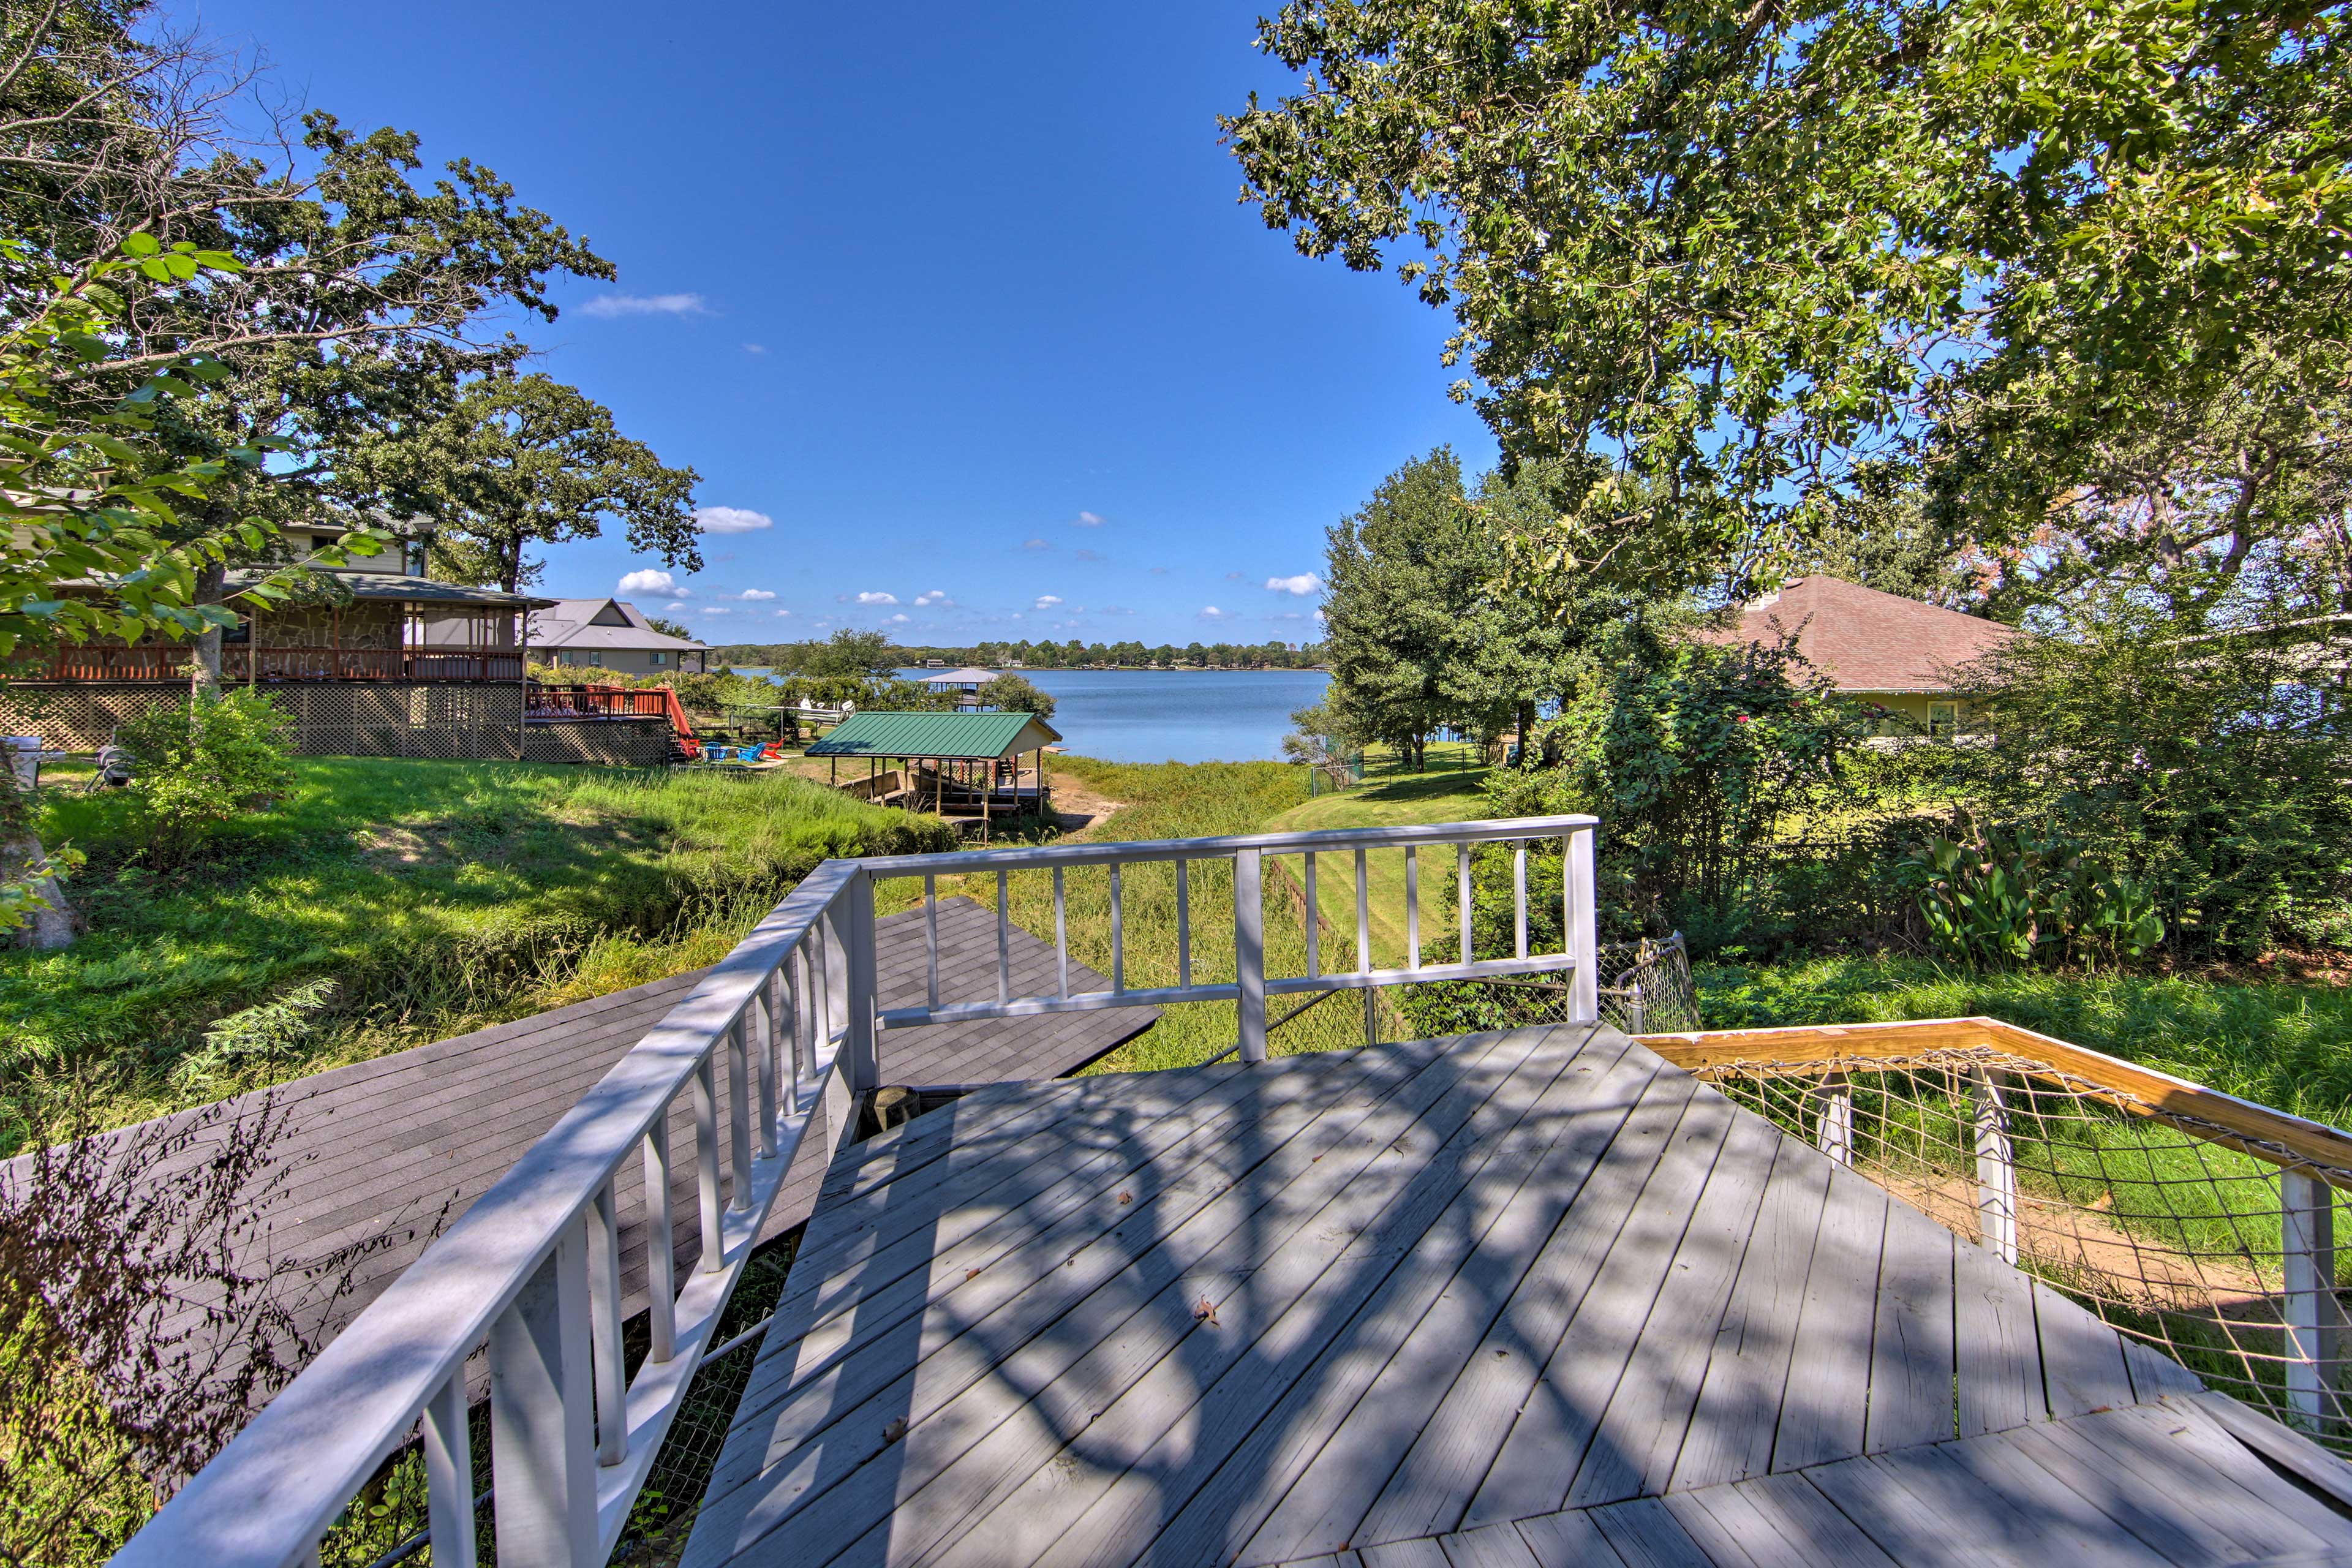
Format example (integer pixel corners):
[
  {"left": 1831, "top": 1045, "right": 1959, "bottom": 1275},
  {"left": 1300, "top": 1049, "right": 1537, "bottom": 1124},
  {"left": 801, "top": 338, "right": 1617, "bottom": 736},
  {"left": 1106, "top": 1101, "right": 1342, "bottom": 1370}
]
[
  {"left": 1, "top": 760, "right": 948, "bottom": 1144},
  {"left": 892, "top": 758, "right": 1383, "bottom": 1074}
]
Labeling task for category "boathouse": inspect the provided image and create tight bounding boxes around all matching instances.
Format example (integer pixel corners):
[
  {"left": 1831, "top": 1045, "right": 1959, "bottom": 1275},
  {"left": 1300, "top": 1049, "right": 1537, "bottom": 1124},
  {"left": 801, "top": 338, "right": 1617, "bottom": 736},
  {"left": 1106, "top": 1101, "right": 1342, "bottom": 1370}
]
[{"left": 807, "top": 709, "right": 1060, "bottom": 833}]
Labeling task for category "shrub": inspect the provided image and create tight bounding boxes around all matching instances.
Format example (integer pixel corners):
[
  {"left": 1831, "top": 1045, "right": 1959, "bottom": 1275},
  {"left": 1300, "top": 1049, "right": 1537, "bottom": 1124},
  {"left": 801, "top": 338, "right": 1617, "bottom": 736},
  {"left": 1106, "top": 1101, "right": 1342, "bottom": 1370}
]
[
  {"left": 115, "top": 692, "right": 295, "bottom": 864},
  {"left": 976, "top": 673, "right": 1055, "bottom": 720},
  {"left": 1498, "top": 630, "right": 1867, "bottom": 948},
  {"left": 1951, "top": 596, "right": 2352, "bottom": 959},
  {"left": 1897, "top": 809, "right": 2164, "bottom": 971}
]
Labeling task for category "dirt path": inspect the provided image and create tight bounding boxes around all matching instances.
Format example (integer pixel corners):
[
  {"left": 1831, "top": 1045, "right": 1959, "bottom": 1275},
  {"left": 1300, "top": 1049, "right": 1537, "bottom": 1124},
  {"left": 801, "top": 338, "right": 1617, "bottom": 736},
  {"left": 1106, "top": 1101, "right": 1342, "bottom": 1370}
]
[
  {"left": 1046, "top": 772, "right": 1123, "bottom": 835},
  {"left": 1880, "top": 1167, "right": 2275, "bottom": 1316}
]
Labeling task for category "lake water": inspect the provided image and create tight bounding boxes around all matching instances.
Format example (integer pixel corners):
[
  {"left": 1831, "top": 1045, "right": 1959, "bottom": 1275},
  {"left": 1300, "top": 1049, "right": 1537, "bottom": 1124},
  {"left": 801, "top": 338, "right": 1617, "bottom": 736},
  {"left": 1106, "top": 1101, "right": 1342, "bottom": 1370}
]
[{"left": 894, "top": 668, "right": 1329, "bottom": 764}]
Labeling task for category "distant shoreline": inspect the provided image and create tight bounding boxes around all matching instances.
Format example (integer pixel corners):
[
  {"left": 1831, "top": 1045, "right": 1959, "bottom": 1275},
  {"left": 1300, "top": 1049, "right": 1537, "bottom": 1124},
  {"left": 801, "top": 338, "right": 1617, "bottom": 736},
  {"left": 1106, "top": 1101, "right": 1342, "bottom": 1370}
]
[{"left": 891, "top": 666, "right": 1331, "bottom": 676}]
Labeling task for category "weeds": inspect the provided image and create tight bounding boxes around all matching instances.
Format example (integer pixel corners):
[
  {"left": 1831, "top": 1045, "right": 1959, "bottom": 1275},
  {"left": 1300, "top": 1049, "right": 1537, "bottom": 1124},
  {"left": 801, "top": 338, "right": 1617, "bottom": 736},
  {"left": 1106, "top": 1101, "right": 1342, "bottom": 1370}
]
[{"left": 0, "top": 760, "right": 948, "bottom": 1147}]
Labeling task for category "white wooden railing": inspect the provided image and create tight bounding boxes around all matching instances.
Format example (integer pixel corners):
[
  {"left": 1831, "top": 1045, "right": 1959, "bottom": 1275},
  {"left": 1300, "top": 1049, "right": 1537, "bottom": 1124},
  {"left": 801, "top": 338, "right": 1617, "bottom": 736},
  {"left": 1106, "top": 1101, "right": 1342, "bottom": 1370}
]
[{"left": 113, "top": 815, "right": 1596, "bottom": 1568}]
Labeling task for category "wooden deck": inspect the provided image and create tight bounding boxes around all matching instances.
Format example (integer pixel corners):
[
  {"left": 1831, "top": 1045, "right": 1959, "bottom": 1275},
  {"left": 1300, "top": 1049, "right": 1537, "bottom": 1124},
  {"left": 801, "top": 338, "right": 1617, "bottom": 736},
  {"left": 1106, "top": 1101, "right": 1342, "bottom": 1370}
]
[
  {"left": 18, "top": 897, "right": 1152, "bottom": 1389},
  {"left": 684, "top": 1022, "right": 2352, "bottom": 1568}
]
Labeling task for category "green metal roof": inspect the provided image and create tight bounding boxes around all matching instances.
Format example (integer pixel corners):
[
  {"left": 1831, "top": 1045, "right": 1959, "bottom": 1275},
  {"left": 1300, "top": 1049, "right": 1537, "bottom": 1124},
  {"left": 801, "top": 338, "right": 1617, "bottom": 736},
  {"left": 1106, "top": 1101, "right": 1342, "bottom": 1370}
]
[{"left": 805, "top": 709, "right": 1061, "bottom": 760}]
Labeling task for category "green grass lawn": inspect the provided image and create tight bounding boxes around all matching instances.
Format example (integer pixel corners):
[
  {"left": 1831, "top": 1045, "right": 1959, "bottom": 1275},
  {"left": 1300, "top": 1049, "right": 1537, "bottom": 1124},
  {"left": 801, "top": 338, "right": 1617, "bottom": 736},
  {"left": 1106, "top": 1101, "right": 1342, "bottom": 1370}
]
[
  {"left": 2, "top": 759, "right": 947, "bottom": 1140},
  {"left": 1263, "top": 765, "right": 1493, "bottom": 967}
]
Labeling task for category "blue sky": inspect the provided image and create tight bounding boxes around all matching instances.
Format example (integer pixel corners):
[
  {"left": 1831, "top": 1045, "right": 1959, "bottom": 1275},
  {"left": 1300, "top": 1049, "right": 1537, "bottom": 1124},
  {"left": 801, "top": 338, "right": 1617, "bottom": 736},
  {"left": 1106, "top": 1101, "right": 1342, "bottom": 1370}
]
[{"left": 189, "top": 0, "right": 1497, "bottom": 647}]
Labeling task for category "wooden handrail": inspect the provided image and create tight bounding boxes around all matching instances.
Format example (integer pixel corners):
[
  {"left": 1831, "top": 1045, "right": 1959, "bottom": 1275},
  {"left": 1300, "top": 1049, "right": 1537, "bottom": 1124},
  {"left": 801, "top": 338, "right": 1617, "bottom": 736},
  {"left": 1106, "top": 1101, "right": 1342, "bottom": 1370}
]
[{"left": 1638, "top": 1016, "right": 2352, "bottom": 1177}]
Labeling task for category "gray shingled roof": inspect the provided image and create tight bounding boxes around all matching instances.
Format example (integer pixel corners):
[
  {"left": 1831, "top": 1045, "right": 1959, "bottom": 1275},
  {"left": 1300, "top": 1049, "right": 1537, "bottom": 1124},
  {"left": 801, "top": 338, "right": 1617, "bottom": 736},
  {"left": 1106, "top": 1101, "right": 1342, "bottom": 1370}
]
[{"left": 529, "top": 598, "right": 708, "bottom": 654}]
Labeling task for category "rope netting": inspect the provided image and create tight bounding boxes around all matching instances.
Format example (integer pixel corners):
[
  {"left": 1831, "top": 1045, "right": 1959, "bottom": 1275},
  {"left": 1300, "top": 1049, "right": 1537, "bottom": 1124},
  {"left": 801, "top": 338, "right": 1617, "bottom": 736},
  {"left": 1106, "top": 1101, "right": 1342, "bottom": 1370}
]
[{"left": 1694, "top": 1046, "right": 2351, "bottom": 1447}]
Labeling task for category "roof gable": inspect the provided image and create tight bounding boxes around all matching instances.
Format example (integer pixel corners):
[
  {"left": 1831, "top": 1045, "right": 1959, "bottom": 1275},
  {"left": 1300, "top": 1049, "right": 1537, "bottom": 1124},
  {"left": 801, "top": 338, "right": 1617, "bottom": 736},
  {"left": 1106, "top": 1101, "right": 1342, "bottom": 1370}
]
[
  {"left": 1700, "top": 576, "right": 2019, "bottom": 693},
  {"left": 528, "top": 598, "right": 706, "bottom": 652}
]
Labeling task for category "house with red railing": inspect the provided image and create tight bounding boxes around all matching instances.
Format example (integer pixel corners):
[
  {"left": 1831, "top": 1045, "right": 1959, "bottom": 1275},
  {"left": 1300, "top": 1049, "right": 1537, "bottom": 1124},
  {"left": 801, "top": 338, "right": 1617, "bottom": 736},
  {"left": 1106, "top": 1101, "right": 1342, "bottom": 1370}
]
[{"left": 1, "top": 522, "right": 682, "bottom": 765}]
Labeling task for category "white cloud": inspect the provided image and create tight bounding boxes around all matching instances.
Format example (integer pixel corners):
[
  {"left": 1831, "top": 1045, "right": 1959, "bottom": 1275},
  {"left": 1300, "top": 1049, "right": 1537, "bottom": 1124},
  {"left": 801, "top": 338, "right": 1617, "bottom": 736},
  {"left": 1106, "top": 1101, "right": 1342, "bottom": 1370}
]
[
  {"left": 579, "top": 292, "right": 707, "bottom": 318},
  {"left": 1225, "top": 571, "right": 1246, "bottom": 581},
  {"left": 914, "top": 589, "right": 954, "bottom": 607},
  {"left": 696, "top": 505, "right": 773, "bottom": 535},
  {"left": 1266, "top": 572, "right": 1323, "bottom": 596},
  {"left": 699, "top": 606, "right": 732, "bottom": 615},
  {"left": 1314, "top": 607, "right": 1328, "bottom": 622},
  {"left": 742, "top": 342, "right": 767, "bottom": 354},
  {"left": 736, "top": 588, "right": 777, "bottom": 601},
  {"left": 1075, "top": 548, "right": 1106, "bottom": 563},
  {"left": 1199, "top": 605, "right": 1229, "bottom": 620},
  {"left": 1022, "top": 537, "right": 1051, "bottom": 551},
  {"left": 619, "top": 569, "right": 688, "bottom": 598},
  {"left": 772, "top": 608, "right": 794, "bottom": 618},
  {"left": 1073, "top": 510, "right": 1104, "bottom": 526},
  {"left": 1034, "top": 595, "right": 1063, "bottom": 609},
  {"left": 855, "top": 590, "right": 899, "bottom": 605},
  {"left": 890, "top": 613, "right": 910, "bottom": 623}
]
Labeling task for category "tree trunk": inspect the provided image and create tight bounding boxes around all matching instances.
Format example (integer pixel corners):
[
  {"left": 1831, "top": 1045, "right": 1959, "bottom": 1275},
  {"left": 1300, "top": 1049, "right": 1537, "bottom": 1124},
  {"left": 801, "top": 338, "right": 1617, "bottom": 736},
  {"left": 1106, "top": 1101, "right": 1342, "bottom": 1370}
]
[
  {"left": 1516, "top": 701, "right": 1532, "bottom": 766},
  {"left": 189, "top": 558, "right": 227, "bottom": 696}
]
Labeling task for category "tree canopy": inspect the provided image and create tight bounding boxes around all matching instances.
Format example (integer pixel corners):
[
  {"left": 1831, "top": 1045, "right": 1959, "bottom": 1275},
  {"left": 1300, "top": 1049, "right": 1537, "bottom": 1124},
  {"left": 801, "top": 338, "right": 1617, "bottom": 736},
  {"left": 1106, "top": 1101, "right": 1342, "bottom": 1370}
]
[
  {"left": 1320, "top": 448, "right": 1569, "bottom": 766},
  {"left": 347, "top": 373, "right": 701, "bottom": 593},
  {"left": 1226, "top": 0, "right": 2352, "bottom": 615}
]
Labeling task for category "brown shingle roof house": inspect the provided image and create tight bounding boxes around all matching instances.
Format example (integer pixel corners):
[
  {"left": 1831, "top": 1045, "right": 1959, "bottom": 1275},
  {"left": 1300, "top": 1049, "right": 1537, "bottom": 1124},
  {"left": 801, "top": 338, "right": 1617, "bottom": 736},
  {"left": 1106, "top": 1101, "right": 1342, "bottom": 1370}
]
[{"left": 1702, "top": 575, "right": 2022, "bottom": 736}]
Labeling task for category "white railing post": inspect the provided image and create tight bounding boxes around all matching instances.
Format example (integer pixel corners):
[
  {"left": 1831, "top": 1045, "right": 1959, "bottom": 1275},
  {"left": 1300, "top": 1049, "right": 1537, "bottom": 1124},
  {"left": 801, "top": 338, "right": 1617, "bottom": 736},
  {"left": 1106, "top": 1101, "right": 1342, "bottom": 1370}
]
[
  {"left": 692, "top": 1055, "right": 723, "bottom": 1273},
  {"left": 2283, "top": 1170, "right": 2343, "bottom": 1430},
  {"left": 755, "top": 971, "right": 780, "bottom": 1158},
  {"left": 585, "top": 1181, "right": 628, "bottom": 1466},
  {"left": 489, "top": 1223, "right": 597, "bottom": 1567},
  {"left": 1971, "top": 1066, "right": 2018, "bottom": 1264},
  {"left": 1235, "top": 847, "right": 1267, "bottom": 1062},
  {"left": 1816, "top": 1072, "right": 1855, "bottom": 1167},
  {"left": 1566, "top": 826, "right": 1599, "bottom": 1025},
  {"left": 725, "top": 1012, "right": 755, "bottom": 1213},
  {"left": 422, "top": 1373, "right": 477, "bottom": 1568},
  {"left": 837, "top": 869, "right": 880, "bottom": 1095},
  {"left": 641, "top": 1117, "right": 676, "bottom": 1363}
]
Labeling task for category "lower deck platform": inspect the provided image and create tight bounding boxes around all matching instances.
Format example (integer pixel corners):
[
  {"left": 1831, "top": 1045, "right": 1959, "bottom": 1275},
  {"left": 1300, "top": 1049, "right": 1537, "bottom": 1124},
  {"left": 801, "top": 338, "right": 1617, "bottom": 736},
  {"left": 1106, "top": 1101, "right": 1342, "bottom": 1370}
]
[{"left": 685, "top": 1023, "right": 2352, "bottom": 1567}]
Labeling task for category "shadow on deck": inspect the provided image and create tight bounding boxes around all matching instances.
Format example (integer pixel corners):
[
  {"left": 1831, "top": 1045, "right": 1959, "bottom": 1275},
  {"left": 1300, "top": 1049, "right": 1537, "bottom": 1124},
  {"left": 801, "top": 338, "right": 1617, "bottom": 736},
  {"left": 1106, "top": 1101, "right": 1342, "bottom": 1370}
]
[{"left": 685, "top": 1024, "right": 2352, "bottom": 1568}]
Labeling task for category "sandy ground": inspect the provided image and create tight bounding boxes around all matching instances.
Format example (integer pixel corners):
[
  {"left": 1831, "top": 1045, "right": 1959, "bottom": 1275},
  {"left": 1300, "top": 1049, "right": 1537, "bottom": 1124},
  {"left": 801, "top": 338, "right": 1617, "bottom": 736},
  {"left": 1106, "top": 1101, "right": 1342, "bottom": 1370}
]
[{"left": 1879, "top": 1166, "right": 2275, "bottom": 1317}]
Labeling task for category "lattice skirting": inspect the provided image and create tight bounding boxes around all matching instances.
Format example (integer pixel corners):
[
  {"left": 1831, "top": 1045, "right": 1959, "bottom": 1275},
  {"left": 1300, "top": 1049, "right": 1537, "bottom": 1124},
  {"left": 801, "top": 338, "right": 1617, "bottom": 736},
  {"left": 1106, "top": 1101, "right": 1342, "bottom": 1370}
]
[
  {"left": 0, "top": 682, "right": 530, "bottom": 761},
  {"left": 522, "top": 718, "right": 674, "bottom": 767}
]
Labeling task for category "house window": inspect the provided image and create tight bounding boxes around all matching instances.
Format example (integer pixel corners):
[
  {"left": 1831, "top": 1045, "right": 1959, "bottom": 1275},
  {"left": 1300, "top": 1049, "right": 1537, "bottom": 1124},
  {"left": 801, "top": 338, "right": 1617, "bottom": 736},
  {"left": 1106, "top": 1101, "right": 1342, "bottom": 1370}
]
[
  {"left": 649, "top": 651, "right": 667, "bottom": 667},
  {"left": 404, "top": 540, "right": 429, "bottom": 576},
  {"left": 1928, "top": 701, "right": 1958, "bottom": 739}
]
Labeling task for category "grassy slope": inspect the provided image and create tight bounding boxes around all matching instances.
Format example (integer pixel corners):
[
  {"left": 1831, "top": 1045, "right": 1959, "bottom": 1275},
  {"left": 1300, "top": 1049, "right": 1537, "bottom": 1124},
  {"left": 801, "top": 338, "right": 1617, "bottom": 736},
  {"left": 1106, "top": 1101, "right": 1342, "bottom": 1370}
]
[
  {"left": 4, "top": 759, "right": 943, "bottom": 1135},
  {"left": 932, "top": 756, "right": 1384, "bottom": 1074},
  {"left": 1261, "top": 766, "right": 1493, "bottom": 965}
]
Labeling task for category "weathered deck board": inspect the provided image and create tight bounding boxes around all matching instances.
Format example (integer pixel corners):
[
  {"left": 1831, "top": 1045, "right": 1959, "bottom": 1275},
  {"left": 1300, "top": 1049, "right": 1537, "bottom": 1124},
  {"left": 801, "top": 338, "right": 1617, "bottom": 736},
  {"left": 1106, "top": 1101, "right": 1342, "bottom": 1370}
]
[
  {"left": 7, "top": 896, "right": 1151, "bottom": 1391},
  {"left": 687, "top": 1024, "right": 2352, "bottom": 1568}
]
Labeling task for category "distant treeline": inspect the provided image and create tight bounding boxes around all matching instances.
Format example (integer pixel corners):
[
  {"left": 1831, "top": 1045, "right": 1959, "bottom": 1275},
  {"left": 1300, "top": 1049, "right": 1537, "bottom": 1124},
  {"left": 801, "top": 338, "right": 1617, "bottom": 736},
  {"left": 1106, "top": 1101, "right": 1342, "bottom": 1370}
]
[{"left": 706, "top": 636, "right": 1325, "bottom": 671}]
